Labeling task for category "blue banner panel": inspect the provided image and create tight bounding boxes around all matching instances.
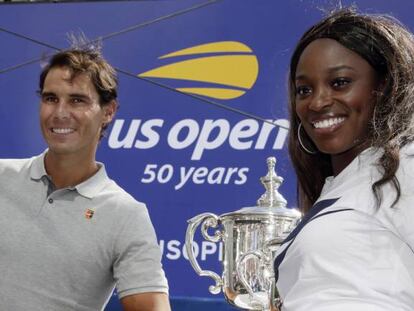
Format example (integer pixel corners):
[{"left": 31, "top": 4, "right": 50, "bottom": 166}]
[{"left": 1, "top": 0, "right": 414, "bottom": 308}]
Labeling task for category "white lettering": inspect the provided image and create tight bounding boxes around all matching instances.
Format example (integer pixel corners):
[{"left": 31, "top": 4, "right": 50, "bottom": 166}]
[
  {"left": 272, "top": 119, "right": 290, "bottom": 149},
  {"left": 108, "top": 119, "right": 141, "bottom": 148},
  {"left": 173, "top": 166, "right": 249, "bottom": 189},
  {"left": 159, "top": 239, "right": 223, "bottom": 261},
  {"left": 229, "top": 119, "right": 259, "bottom": 149},
  {"left": 207, "top": 167, "right": 225, "bottom": 184},
  {"left": 224, "top": 167, "right": 239, "bottom": 184},
  {"left": 218, "top": 242, "right": 223, "bottom": 261},
  {"left": 166, "top": 240, "right": 182, "bottom": 260},
  {"left": 141, "top": 164, "right": 157, "bottom": 183},
  {"left": 201, "top": 242, "right": 217, "bottom": 261},
  {"left": 182, "top": 240, "right": 199, "bottom": 260},
  {"left": 108, "top": 118, "right": 290, "bottom": 160},
  {"left": 255, "top": 119, "right": 290, "bottom": 149},
  {"left": 235, "top": 167, "right": 249, "bottom": 185},
  {"left": 175, "top": 167, "right": 195, "bottom": 190},
  {"left": 135, "top": 119, "right": 164, "bottom": 149},
  {"left": 192, "top": 167, "right": 208, "bottom": 184},
  {"left": 157, "top": 164, "right": 174, "bottom": 183},
  {"left": 192, "top": 119, "right": 230, "bottom": 160},
  {"left": 159, "top": 239, "right": 165, "bottom": 253},
  {"left": 168, "top": 119, "right": 199, "bottom": 149}
]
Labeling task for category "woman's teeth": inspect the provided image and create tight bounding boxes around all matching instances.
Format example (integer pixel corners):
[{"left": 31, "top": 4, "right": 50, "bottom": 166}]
[{"left": 313, "top": 117, "right": 345, "bottom": 129}]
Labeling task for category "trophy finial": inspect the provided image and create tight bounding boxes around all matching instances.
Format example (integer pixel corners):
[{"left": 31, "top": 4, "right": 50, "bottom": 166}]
[{"left": 257, "top": 157, "right": 287, "bottom": 208}]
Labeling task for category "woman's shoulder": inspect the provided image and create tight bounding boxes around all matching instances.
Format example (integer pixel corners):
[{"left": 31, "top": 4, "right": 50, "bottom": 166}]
[
  {"left": 403, "top": 141, "right": 414, "bottom": 155},
  {"left": 399, "top": 142, "right": 414, "bottom": 169}
]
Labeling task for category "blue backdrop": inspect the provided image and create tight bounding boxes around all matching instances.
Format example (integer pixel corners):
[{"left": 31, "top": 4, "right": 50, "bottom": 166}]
[{"left": 1, "top": 0, "right": 414, "bottom": 309}]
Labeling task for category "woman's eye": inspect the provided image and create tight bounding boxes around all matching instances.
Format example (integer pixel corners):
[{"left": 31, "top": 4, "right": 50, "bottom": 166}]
[
  {"left": 332, "top": 78, "right": 351, "bottom": 88},
  {"left": 296, "top": 86, "right": 312, "bottom": 97},
  {"left": 72, "top": 98, "right": 85, "bottom": 105}
]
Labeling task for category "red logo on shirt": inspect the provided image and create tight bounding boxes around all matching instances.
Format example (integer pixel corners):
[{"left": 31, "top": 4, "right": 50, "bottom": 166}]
[{"left": 85, "top": 209, "right": 94, "bottom": 219}]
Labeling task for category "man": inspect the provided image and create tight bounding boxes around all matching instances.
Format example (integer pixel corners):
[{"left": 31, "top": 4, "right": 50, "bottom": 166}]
[{"left": 0, "top": 47, "right": 170, "bottom": 311}]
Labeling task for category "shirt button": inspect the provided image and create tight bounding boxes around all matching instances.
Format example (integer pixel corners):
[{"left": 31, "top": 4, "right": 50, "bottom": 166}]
[{"left": 48, "top": 198, "right": 54, "bottom": 204}]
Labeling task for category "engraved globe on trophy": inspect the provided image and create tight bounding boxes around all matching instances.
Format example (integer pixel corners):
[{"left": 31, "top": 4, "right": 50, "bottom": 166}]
[{"left": 185, "top": 157, "right": 301, "bottom": 311}]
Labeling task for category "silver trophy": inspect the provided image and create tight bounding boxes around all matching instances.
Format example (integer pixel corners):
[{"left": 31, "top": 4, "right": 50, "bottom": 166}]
[{"left": 185, "top": 157, "right": 301, "bottom": 310}]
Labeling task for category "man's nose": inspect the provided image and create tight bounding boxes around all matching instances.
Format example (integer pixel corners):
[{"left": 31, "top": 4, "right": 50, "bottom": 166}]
[
  {"left": 309, "top": 87, "right": 332, "bottom": 111},
  {"left": 54, "top": 101, "right": 71, "bottom": 118}
]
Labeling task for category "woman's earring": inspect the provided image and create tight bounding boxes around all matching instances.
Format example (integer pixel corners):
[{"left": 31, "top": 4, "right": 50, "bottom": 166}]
[{"left": 298, "top": 122, "right": 317, "bottom": 154}]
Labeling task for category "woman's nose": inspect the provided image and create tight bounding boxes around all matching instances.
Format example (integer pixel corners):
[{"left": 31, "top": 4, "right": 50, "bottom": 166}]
[{"left": 308, "top": 87, "right": 332, "bottom": 111}]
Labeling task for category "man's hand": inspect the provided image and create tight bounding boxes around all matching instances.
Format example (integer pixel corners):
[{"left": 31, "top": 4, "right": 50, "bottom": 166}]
[{"left": 121, "top": 292, "right": 171, "bottom": 311}]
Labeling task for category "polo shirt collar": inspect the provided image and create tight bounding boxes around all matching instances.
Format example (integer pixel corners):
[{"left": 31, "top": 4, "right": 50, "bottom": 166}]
[
  {"left": 29, "top": 150, "right": 110, "bottom": 199},
  {"left": 74, "top": 163, "right": 109, "bottom": 199},
  {"left": 30, "top": 150, "right": 48, "bottom": 180}
]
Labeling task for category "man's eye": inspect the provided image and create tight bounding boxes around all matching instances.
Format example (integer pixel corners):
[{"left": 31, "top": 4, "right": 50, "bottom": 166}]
[
  {"left": 332, "top": 78, "right": 351, "bottom": 88},
  {"left": 43, "top": 96, "right": 58, "bottom": 103},
  {"left": 296, "top": 86, "right": 312, "bottom": 96}
]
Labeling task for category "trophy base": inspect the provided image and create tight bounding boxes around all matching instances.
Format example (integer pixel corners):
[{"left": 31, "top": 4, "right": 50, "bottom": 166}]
[{"left": 233, "top": 292, "right": 269, "bottom": 310}]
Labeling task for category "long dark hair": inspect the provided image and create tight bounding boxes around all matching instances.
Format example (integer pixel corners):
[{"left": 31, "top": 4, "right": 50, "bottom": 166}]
[{"left": 288, "top": 8, "right": 414, "bottom": 212}]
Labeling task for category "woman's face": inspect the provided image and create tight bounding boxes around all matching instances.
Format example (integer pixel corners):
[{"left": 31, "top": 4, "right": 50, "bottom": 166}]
[{"left": 294, "top": 38, "right": 379, "bottom": 166}]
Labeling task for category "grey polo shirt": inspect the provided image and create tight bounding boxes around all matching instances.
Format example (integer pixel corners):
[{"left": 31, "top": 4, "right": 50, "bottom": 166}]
[{"left": 0, "top": 151, "right": 168, "bottom": 311}]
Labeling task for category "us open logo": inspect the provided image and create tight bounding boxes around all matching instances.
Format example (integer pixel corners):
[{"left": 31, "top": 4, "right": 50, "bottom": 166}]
[
  {"left": 138, "top": 41, "right": 259, "bottom": 100},
  {"left": 109, "top": 41, "right": 287, "bottom": 189}
]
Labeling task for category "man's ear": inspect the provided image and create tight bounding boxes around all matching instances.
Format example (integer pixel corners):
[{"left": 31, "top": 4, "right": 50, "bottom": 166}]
[{"left": 103, "top": 100, "right": 118, "bottom": 124}]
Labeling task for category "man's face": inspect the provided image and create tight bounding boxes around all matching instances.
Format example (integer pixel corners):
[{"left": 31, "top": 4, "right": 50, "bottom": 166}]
[{"left": 40, "top": 66, "right": 115, "bottom": 158}]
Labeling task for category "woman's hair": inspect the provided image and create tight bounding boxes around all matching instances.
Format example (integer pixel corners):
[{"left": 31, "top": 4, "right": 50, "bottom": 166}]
[{"left": 288, "top": 7, "right": 414, "bottom": 212}]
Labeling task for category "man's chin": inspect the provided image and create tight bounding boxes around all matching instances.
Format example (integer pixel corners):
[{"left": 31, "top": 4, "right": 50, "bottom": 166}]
[{"left": 46, "top": 144, "right": 78, "bottom": 156}]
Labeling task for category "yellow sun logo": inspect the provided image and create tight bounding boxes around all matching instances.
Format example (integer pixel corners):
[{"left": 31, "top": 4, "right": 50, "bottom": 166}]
[{"left": 138, "top": 41, "right": 259, "bottom": 100}]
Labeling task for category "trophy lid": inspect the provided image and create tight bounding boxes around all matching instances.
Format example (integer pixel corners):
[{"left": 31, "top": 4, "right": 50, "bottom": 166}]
[{"left": 221, "top": 157, "right": 301, "bottom": 219}]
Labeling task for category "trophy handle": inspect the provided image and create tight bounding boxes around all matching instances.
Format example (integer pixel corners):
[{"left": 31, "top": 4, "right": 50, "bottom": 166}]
[
  {"left": 270, "top": 283, "right": 283, "bottom": 311},
  {"left": 237, "top": 250, "right": 283, "bottom": 311},
  {"left": 185, "top": 212, "right": 223, "bottom": 294},
  {"left": 236, "top": 250, "right": 271, "bottom": 310}
]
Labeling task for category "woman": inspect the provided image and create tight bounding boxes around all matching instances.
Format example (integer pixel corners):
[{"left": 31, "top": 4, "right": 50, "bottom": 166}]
[{"left": 274, "top": 8, "right": 414, "bottom": 311}]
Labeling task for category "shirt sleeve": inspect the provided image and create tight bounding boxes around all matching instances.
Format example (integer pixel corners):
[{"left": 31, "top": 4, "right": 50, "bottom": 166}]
[
  {"left": 378, "top": 155, "right": 414, "bottom": 252},
  {"left": 388, "top": 193, "right": 414, "bottom": 252},
  {"left": 395, "top": 155, "right": 414, "bottom": 251},
  {"left": 112, "top": 201, "right": 169, "bottom": 298}
]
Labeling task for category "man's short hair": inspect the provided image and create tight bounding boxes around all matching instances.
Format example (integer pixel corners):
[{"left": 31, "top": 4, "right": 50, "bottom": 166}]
[{"left": 39, "top": 48, "right": 118, "bottom": 107}]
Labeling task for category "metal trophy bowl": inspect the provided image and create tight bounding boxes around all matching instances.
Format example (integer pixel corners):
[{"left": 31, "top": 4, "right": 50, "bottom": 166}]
[{"left": 185, "top": 157, "right": 301, "bottom": 310}]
